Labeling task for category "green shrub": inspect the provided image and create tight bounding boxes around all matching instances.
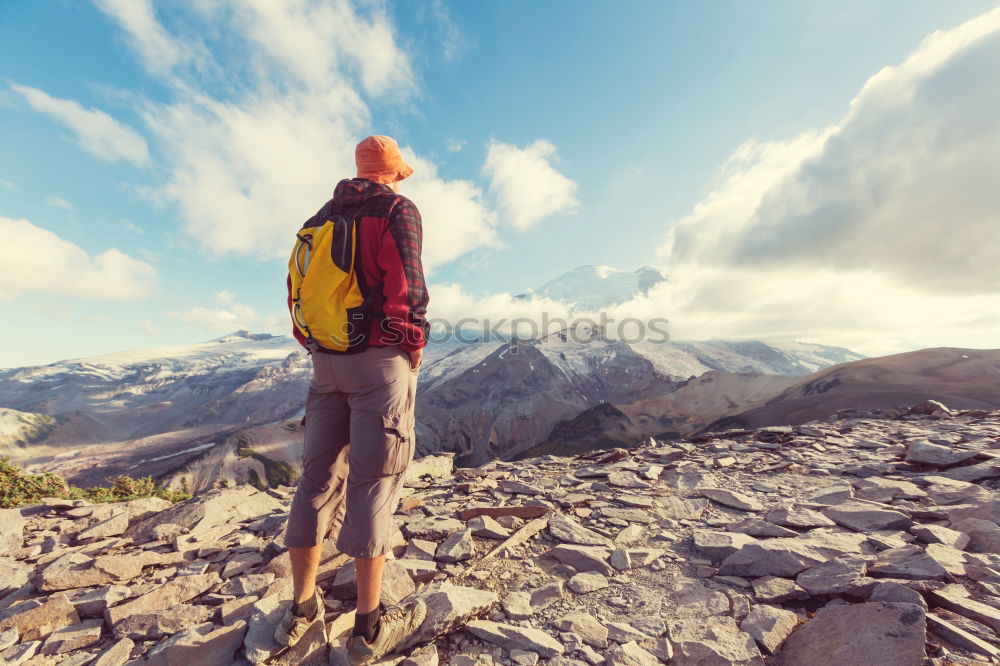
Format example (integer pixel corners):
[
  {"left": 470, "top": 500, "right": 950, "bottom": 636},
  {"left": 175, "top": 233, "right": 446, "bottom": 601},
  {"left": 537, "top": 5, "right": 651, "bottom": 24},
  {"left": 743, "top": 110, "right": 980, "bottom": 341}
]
[{"left": 0, "top": 456, "right": 190, "bottom": 508}]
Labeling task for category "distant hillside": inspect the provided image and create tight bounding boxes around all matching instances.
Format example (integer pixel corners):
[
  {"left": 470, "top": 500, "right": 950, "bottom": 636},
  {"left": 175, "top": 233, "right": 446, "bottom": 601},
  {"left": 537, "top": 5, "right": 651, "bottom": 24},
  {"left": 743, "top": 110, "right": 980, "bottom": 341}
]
[{"left": 704, "top": 347, "right": 1000, "bottom": 432}]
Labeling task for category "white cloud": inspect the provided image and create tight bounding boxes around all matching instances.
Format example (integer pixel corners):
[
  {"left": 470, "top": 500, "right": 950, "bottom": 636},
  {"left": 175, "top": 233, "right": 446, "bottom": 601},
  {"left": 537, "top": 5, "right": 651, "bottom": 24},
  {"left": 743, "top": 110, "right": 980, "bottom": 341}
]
[
  {"left": 483, "top": 139, "right": 580, "bottom": 231},
  {"left": 398, "top": 152, "right": 499, "bottom": 271},
  {"left": 656, "top": 7, "right": 1000, "bottom": 355},
  {"left": 0, "top": 179, "right": 15, "bottom": 190},
  {"left": 0, "top": 216, "right": 157, "bottom": 301},
  {"left": 139, "top": 319, "right": 161, "bottom": 336},
  {"left": 88, "top": 0, "right": 497, "bottom": 270},
  {"left": 45, "top": 196, "right": 73, "bottom": 210},
  {"left": 11, "top": 84, "right": 150, "bottom": 166},
  {"left": 445, "top": 137, "right": 466, "bottom": 153},
  {"left": 92, "top": 0, "right": 197, "bottom": 77},
  {"left": 168, "top": 289, "right": 284, "bottom": 333}
]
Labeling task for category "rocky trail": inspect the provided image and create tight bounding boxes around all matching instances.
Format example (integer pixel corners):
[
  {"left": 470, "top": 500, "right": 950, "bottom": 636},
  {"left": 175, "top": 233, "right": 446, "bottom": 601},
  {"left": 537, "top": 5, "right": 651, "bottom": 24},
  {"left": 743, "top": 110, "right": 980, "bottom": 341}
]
[{"left": 2, "top": 400, "right": 1000, "bottom": 665}]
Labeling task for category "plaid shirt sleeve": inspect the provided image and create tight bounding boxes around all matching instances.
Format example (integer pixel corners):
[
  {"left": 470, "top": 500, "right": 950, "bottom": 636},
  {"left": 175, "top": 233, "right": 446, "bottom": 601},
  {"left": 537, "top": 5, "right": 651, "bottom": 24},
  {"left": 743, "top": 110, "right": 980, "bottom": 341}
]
[{"left": 378, "top": 197, "right": 429, "bottom": 351}]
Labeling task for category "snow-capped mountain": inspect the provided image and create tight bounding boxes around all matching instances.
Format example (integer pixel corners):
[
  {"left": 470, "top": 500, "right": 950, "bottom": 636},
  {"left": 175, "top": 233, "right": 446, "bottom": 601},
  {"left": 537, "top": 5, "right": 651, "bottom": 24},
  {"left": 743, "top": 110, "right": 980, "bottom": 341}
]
[
  {"left": 516, "top": 265, "right": 669, "bottom": 311},
  {"left": 0, "top": 265, "right": 869, "bottom": 489}
]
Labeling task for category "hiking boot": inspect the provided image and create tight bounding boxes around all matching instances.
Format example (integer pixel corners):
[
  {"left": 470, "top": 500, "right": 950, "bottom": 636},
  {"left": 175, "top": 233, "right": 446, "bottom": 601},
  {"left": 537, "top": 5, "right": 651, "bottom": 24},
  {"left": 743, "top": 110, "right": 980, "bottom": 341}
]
[
  {"left": 274, "top": 585, "right": 326, "bottom": 648},
  {"left": 346, "top": 598, "right": 427, "bottom": 665}
]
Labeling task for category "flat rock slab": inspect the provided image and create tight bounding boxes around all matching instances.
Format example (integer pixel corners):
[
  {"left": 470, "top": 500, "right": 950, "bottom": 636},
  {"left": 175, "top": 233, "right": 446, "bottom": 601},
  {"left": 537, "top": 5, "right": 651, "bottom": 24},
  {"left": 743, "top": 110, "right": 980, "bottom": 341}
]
[
  {"left": 458, "top": 506, "right": 549, "bottom": 521},
  {"left": 869, "top": 545, "right": 949, "bottom": 581},
  {"left": 124, "top": 486, "right": 284, "bottom": 543},
  {"left": 667, "top": 616, "right": 764, "bottom": 665},
  {"left": 822, "top": 502, "right": 912, "bottom": 532},
  {"left": 775, "top": 601, "right": 926, "bottom": 666},
  {"left": 0, "top": 593, "right": 79, "bottom": 642},
  {"left": 547, "top": 513, "right": 610, "bottom": 546},
  {"left": 700, "top": 488, "right": 763, "bottom": 512},
  {"left": 465, "top": 620, "right": 564, "bottom": 658},
  {"left": 0, "top": 509, "right": 26, "bottom": 555},
  {"left": 398, "top": 584, "right": 498, "bottom": 651},
  {"left": 766, "top": 506, "right": 836, "bottom": 529},
  {"left": 145, "top": 620, "right": 247, "bottom": 666},
  {"left": 718, "top": 539, "right": 826, "bottom": 578},
  {"left": 740, "top": 604, "right": 798, "bottom": 654},
  {"left": 661, "top": 498, "right": 709, "bottom": 520},
  {"left": 40, "top": 618, "right": 103, "bottom": 655},
  {"left": 105, "top": 573, "right": 219, "bottom": 627},
  {"left": 547, "top": 545, "right": 613, "bottom": 576},
  {"left": 905, "top": 440, "right": 980, "bottom": 467},
  {"left": 244, "top": 594, "right": 327, "bottom": 665}
]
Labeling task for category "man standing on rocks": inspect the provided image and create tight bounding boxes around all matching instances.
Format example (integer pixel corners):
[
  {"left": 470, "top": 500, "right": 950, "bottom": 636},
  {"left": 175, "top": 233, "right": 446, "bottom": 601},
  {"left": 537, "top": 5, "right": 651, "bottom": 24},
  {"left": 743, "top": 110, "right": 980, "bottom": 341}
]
[{"left": 277, "top": 135, "right": 429, "bottom": 664}]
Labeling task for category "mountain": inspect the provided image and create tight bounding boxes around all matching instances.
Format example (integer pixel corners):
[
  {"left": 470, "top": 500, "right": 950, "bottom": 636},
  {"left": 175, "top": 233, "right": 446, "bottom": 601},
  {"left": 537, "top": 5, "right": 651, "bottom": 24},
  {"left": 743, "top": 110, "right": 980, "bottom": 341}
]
[
  {"left": 0, "top": 326, "right": 861, "bottom": 490},
  {"left": 2, "top": 406, "right": 999, "bottom": 664},
  {"left": 704, "top": 347, "right": 1000, "bottom": 432},
  {"left": 516, "top": 265, "right": 669, "bottom": 310},
  {"left": 0, "top": 331, "right": 311, "bottom": 486}
]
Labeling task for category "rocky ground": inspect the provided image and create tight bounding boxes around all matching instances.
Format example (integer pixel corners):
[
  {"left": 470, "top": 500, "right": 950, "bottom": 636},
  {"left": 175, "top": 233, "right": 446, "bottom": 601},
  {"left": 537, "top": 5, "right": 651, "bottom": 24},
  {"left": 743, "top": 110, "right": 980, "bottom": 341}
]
[{"left": 1, "top": 399, "right": 999, "bottom": 665}]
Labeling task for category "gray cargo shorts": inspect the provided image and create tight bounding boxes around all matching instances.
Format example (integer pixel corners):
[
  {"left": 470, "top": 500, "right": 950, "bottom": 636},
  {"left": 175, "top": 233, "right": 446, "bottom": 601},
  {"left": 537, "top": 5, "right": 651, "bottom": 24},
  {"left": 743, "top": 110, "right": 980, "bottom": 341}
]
[{"left": 285, "top": 344, "right": 417, "bottom": 558}]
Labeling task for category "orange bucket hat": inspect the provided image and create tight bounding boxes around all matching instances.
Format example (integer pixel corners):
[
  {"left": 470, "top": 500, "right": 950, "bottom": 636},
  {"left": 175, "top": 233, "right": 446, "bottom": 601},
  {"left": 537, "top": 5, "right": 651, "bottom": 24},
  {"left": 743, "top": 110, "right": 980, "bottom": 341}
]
[{"left": 355, "top": 135, "right": 414, "bottom": 184}]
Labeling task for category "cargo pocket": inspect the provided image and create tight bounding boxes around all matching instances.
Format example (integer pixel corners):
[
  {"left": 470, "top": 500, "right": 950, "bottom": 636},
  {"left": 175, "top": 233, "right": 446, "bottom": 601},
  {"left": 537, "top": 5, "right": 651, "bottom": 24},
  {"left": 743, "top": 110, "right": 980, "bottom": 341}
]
[{"left": 380, "top": 411, "right": 415, "bottom": 477}]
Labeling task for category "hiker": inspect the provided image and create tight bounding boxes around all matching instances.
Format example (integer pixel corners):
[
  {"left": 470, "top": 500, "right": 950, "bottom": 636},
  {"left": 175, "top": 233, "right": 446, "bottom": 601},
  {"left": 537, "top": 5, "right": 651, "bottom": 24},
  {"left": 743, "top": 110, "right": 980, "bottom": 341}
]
[{"left": 277, "top": 135, "right": 430, "bottom": 664}]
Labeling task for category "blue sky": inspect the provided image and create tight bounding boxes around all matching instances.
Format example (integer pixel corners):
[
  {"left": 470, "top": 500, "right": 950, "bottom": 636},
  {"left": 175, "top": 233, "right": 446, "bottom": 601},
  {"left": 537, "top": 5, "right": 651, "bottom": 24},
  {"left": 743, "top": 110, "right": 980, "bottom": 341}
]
[{"left": 1, "top": 1, "right": 999, "bottom": 367}]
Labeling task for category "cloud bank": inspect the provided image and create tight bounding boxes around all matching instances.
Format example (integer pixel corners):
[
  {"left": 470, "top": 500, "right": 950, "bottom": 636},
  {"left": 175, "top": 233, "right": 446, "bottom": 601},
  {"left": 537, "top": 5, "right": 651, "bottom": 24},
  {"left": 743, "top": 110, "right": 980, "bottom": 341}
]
[
  {"left": 0, "top": 217, "right": 156, "bottom": 301},
  {"left": 655, "top": 7, "right": 1000, "bottom": 355}
]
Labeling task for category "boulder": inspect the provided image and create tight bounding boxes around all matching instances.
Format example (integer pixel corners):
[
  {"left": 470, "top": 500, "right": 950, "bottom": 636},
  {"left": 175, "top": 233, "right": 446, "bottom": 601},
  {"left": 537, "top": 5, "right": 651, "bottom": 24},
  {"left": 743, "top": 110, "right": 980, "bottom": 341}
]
[
  {"left": 694, "top": 530, "right": 758, "bottom": 561},
  {"left": 112, "top": 604, "right": 214, "bottom": 640},
  {"left": 89, "top": 637, "right": 134, "bottom": 666}
]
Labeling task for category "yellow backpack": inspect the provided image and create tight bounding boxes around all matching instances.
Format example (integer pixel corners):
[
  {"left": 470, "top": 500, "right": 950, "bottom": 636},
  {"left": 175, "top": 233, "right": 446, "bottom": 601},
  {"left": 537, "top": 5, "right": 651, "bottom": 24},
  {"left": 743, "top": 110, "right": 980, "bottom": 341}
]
[{"left": 288, "top": 200, "right": 376, "bottom": 353}]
